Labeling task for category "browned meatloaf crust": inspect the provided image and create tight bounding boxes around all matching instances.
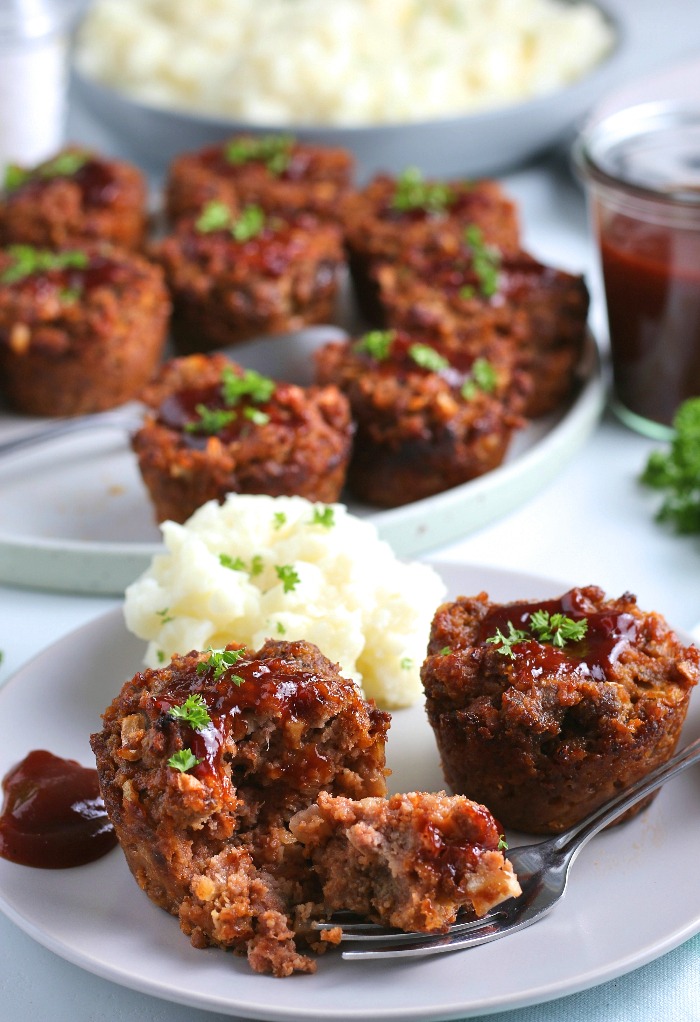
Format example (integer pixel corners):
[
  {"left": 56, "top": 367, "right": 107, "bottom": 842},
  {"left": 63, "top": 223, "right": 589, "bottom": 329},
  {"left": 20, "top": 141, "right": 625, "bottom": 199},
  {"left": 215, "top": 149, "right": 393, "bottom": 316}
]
[
  {"left": 0, "top": 243, "right": 170, "bottom": 416},
  {"left": 290, "top": 790, "right": 520, "bottom": 932},
  {"left": 341, "top": 171, "right": 520, "bottom": 322},
  {"left": 132, "top": 353, "right": 353, "bottom": 522},
  {"left": 421, "top": 587, "right": 700, "bottom": 835},
  {"left": 373, "top": 249, "right": 590, "bottom": 418},
  {"left": 90, "top": 640, "right": 390, "bottom": 976},
  {"left": 0, "top": 147, "right": 148, "bottom": 250},
  {"left": 165, "top": 134, "right": 354, "bottom": 223},
  {"left": 150, "top": 202, "right": 344, "bottom": 353},
  {"left": 314, "top": 329, "right": 528, "bottom": 507}
]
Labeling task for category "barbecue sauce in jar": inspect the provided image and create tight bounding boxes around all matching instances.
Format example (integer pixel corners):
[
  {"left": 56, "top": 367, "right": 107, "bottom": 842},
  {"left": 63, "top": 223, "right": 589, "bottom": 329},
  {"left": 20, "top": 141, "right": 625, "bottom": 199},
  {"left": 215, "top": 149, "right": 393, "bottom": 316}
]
[{"left": 0, "top": 749, "right": 117, "bottom": 868}]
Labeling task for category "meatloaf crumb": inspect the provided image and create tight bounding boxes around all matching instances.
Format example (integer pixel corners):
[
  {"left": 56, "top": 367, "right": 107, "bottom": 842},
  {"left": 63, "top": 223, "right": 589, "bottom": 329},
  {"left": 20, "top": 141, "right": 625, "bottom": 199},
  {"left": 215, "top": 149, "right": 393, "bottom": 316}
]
[
  {"left": 314, "top": 328, "right": 528, "bottom": 507},
  {"left": 165, "top": 133, "right": 354, "bottom": 223},
  {"left": 290, "top": 790, "right": 520, "bottom": 931},
  {"left": 150, "top": 201, "right": 344, "bottom": 353},
  {"left": 90, "top": 640, "right": 390, "bottom": 976},
  {"left": 132, "top": 353, "right": 353, "bottom": 523},
  {"left": 0, "top": 243, "right": 170, "bottom": 416},
  {"left": 421, "top": 587, "right": 700, "bottom": 834},
  {"left": 0, "top": 146, "right": 148, "bottom": 250}
]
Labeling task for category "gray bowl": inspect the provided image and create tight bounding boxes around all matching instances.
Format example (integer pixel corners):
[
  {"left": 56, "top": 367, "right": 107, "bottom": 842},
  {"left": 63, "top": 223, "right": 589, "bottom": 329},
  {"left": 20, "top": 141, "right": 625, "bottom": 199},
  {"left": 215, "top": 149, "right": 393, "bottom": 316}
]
[{"left": 70, "top": 4, "right": 623, "bottom": 181}]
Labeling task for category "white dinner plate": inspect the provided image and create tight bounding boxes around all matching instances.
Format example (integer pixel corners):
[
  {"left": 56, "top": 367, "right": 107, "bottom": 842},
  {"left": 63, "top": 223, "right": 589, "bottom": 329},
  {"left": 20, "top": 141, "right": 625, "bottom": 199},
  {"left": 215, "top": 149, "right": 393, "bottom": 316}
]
[
  {"left": 0, "top": 561, "right": 698, "bottom": 1021},
  {"left": 0, "top": 329, "right": 605, "bottom": 596}
]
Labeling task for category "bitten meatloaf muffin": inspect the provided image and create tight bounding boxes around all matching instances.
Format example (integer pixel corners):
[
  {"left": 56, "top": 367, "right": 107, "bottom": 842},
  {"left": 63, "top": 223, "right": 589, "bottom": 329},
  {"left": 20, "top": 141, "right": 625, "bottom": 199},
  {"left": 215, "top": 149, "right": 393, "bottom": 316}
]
[
  {"left": 90, "top": 640, "right": 391, "bottom": 976},
  {"left": 0, "top": 243, "right": 170, "bottom": 416},
  {"left": 341, "top": 168, "right": 520, "bottom": 321},
  {"left": 290, "top": 790, "right": 520, "bottom": 932},
  {"left": 421, "top": 587, "right": 700, "bottom": 835},
  {"left": 0, "top": 146, "right": 148, "bottom": 250},
  {"left": 314, "top": 328, "right": 528, "bottom": 507},
  {"left": 150, "top": 200, "right": 344, "bottom": 353},
  {"left": 132, "top": 353, "right": 353, "bottom": 522},
  {"left": 372, "top": 243, "right": 590, "bottom": 418},
  {"left": 165, "top": 133, "right": 354, "bottom": 223}
]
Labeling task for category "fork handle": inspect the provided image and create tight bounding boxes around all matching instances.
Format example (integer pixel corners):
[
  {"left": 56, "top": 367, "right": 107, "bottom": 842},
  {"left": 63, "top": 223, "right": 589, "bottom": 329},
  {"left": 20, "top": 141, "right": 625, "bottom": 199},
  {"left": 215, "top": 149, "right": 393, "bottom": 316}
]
[{"left": 0, "top": 408, "right": 142, "bottom": 457}]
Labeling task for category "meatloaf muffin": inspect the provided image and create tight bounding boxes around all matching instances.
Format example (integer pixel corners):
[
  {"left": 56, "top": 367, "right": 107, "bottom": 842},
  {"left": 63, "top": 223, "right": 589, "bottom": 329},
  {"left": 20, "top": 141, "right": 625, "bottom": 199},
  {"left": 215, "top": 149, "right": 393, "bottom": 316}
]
[
  {"left": 90, "top": 640, "right": 390, "bottom": 976},
  {"left": 373, "top": 245, "right": 590, "bottom": 418},
  {"left": 0, "top": 146, "right": 148, "bottom": 250},
  {"left": 150, "top": 200, "right": 344, "bottom": 353},
  {"left": 165, "top": 133, "right": 354, "bottom": 223},
  {"left": 0, "top": 243, "right": 170, "bottom": 416},
  {"left": 421, "top": 587, "right": 700, "bottom": 835},
  {"left": 290, "top": 790, "right": 520, "bottom": 932},
  {"left": 132, "top": 353, "right": 353, "bottom": 522},
  {"left": 341, "top": 169, "right": 520, "bottom": 321},
  {"left": 314, "top": 328, "right": 528, "bottom": 507}
]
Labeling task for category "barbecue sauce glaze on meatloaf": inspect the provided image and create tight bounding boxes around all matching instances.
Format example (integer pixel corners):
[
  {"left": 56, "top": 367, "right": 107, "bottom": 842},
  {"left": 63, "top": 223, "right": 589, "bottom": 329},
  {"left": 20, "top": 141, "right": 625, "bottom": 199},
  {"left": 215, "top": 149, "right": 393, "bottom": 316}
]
[
  {"left": 91, "top": 640, "right": 390, "bottom": 977},
  {"left": 421, "top": 587, "right": 699, "bottom": 835}
]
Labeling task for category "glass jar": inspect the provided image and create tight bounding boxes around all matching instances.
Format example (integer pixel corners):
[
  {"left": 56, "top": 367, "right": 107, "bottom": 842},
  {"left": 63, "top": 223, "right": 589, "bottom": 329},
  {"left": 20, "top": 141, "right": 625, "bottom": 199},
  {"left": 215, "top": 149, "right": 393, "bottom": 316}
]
[{"left": 574, "top": 101, "right": 700, "bottom": 439}]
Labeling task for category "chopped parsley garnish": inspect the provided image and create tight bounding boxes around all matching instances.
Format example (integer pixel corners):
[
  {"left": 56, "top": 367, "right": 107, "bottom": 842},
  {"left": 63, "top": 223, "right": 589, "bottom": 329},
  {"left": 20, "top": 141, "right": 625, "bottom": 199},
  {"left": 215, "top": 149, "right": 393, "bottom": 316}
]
[
  {"left": 243, "top": 407, "right": 270, "bottom": 425},
  {"left": 184, "top": 404, "right": 237, "bottom": 435},
  {"left": 219, "top": 553, "right": 247, "bottom": 571},
  {"left": 486, "top": 611, "right": 588, "bottom": 657},
  {"left": 275, "top": 564, "right": 300, "bottom": 593},
  {"left": 167, "top": 749, "right": 202, "bottom": 773},
  {"left": 464, "top": 224, "right": 501, "bottom": 297},
  {"left": 4, "top": 150, "right": 90, "bottom": 192},
  {"left": 310, "top": 506, "right": 335, "bottom": 528},
  {"left": 156, "top": 650, "right": 166, "bottom": 663},
  {"left": 276, "top": 621, "right": 287, "bottom": 635},
  {"left": 273, "top": 512, "right": 287, "bottom": 530},
  {"left": 221, "top": 365, "right": 275, "bottom": 407},
  {"left": 231, "top": 204, "right": 266, "bottom": 241},
  {"left": 391, "top": 167, "right": 453, "bottom": 214},
  {"left": 168, "top": 693, "right": 212, "bottom": 730},
  {"left": 156, "top": 607, "right": 174, "bottom": 625},
  {"left": 224, "top": 134, "right": 293, "bottom": 175},
  {"left": 196, "top": 647, "right": 248, "bottom": 681},
  {"left": 195, "top": 200, "right": 266, "bottom": 242},
  {"left": 497, "top": 835, "right": 509, "bottom": 851},
  {"left": 408, "top": 343, "right": 449, "bottom": 372},
  {"left": 640, "top": 397, "right": 700, "bottom": 533},
  {"left": 250, "top": 554, "right": 264, "bottom": 577},
  {"left": 461, "top": 357, "right": 498, "bottom": 400},
  {"left": 354, "top": 329, "right": 395, "bottom": 361},
  {"left": 400, "top": 657, "right": 413, "bottom": 670},
  {"left": 195, "top": 200, "right": 233, "bottom": 233},
  {"left": 0, "top": 245, "right": 88, "bottom": 284},
  {"left": 439, "top": 646, "right": 452, "bottom": 655}
]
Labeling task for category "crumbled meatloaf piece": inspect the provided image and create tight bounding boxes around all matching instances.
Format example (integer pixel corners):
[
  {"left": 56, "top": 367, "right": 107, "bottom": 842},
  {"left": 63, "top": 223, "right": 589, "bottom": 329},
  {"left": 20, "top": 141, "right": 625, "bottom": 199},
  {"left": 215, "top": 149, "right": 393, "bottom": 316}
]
[
  {"left": 314, "top": 329, "right": 528, "bottom": 507},
  {"left": 132, "top": 353, "right": 353, "bottom": 522},
  {"left": 150, "top": 202, "right": 344, "bottom": 353},
  {"left": 90, "top": 640, "right": 390, "bottom": 976},
  {"left": 0, "top": 243, "right": 170, "bottom": 416},
  {"left": 373, "top": 249, "right": 590, "bottom": 418},
  {"left": 290, "top": 790, "right": 520, "bottom": 932},
  {"left": 421, "top": 587, "right": 700, "bottom": 835},
  {"left": 341, "top": 170, "right": 520, "bottom": 321},
  {"left": 165, "top": 134, "right": 354, "bottom": 223},
  {"left": 0, "top": 147, "right": 147, "bottom": 250}
]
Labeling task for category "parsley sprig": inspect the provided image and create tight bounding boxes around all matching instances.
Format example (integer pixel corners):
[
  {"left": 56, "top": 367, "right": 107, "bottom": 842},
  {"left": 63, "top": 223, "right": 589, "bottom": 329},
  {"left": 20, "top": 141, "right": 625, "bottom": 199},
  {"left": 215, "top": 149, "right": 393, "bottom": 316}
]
[
  {"left": 167, "top": 749, "right": 202, "bottom": 773},
  {"left": 463, "top": 224, "right": 501, "bottom": 297},
  {"left": 224, "top": 134, "right": 293, "bottom": 175},
  {"left": 640, "top": 397, "right": 700, "bottom": 533},
  {"left": 195, "top": 200, "right": 266, "bottom": 242},
  {"left": 409, "top": 343, "right": 449, "bottom": 372},
  {"left": 275, "top": 564, "right": 300, "bottom": 593},
  {"left": 4, "top": 150, "right": 90, "bottom": 192},
  {"left": 1, "top": 245, "right": 88, "bottom": 285},
  {"left": 168, "top": 693, "right": 212, "bottom": 730},
  {"left": 391, "top": 167, "right": 453, "bottom": 214},
  {"left": 486, "top": 610, "right": 588, "bottom": 657},
  {"left": 461, "top": 357, "right": 498, "bottom": 400},
  {"left": 197, "top": 647, "right": 248, "bottom": 682},
  {"left": 354, "top": 329, "right": 395, "bottom": 361}
]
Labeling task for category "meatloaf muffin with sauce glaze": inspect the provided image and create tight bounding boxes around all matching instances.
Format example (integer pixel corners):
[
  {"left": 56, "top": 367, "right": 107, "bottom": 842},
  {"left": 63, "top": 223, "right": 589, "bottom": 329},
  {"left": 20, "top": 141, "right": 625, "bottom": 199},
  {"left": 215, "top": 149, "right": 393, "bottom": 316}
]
[
  {"left": 165, "top": 133, "right": 354, "bottom": 223},
  {"left": 0, "top": 243, "right": 169, "bottom": 416},
  {"left": 132, "top": 353, "right": 353, "bottom": 522},
  {"left": 341, "top": 169, "right": 520, "bottom": 322},
  {"left": 421, "top": 587, "right": 700, "bottom": 835},
  {"left": 290, "top": 790, "right": 520, "bottom": 932},
  {"left": 0, "top": 146, "right": 148, "bottom": 250},
  {"left": 314, "top": 328, "right": 528, "bottom": 507},
  {"left": 373, "top": 244, "right": 590, "bottom": 418},
  {"left": 90, "top": 640, "right": 390, "bottom": 976},
  {"left": 150, "top": 200, "right": 344, "bottom": 353}
]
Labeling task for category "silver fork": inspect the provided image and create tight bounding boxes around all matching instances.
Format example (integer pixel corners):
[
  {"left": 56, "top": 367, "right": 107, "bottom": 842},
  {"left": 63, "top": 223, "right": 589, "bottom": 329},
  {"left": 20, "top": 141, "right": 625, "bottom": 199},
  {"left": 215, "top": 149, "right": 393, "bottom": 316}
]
[
  {"left": 313, "top": 734, "right": 700, "bottom": 959},
  {"left": 0, "top": 407, "right": 143, "bottom": 457}
]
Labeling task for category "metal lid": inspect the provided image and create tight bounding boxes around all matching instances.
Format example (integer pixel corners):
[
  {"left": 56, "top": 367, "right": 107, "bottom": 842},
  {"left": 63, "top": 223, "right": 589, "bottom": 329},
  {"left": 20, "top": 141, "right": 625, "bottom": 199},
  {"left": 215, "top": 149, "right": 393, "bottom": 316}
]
[{"left": 574, "top": 100, "right": 700, "bottom": 204}]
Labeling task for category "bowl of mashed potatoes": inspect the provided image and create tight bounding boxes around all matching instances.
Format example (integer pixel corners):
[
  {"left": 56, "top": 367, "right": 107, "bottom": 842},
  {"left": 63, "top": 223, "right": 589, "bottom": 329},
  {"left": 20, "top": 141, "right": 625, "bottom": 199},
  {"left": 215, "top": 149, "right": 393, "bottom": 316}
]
[{"left": 71, "top": 0, "right": 620, "bottom": 179}]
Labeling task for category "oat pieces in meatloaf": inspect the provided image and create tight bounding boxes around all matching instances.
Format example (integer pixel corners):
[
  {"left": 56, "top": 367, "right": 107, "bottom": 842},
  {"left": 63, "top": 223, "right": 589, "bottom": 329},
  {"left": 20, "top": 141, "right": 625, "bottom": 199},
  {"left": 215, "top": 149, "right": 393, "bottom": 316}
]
[
  {"left": 290, "top": 790, "right": 521, "bottom": 932},
  {"left": 165, "top": 133, "right": 354, "bottom": 223},
  {"left": 150, "top": 201, "right": 344, "bottom": 353},
  {"left": 421, "top": 587, "right": 700, "bottom": 835},
  {"left": 0, "top": 243, "right": 170, "bottom": 416},
  {"left": 341, "top": 169, "right": 520, "bottom": 322},
  {"left": 0, "top": 147, "right": 148, "bottom": 250},
  {"left": 132, "top": 353, "right": 353, "bottom": 523},
  {"left": 90, "top": 640, "right": 390, "bottom": 977},
  {"left": 372, "top": 246, "right": 590, "bottom": 419},
  {"left": 314, "top": 328, "right": 528, "bottom": 507}
]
